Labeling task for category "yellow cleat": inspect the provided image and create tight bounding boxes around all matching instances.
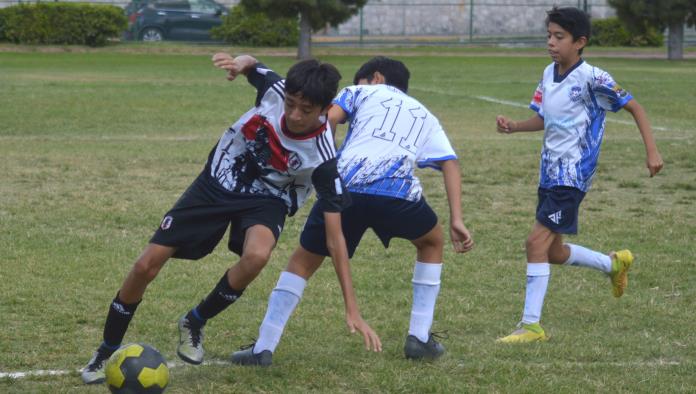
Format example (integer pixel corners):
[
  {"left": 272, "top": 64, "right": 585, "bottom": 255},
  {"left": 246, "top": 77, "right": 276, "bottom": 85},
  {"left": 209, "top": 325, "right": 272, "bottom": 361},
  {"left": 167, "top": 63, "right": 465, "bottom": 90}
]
[
  {"left": 610, "top": 249, "right": 634, "bottom": 298},
  {"left": 496, "top": 322, "right": 548, "bottom": 343}
]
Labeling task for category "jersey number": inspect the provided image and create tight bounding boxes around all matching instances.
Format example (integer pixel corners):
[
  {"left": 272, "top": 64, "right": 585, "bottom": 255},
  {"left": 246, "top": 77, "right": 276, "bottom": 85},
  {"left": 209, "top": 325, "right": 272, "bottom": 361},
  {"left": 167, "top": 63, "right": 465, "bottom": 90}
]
[{"left": 371, "top": 98, "right": 427, "bottom": 154}]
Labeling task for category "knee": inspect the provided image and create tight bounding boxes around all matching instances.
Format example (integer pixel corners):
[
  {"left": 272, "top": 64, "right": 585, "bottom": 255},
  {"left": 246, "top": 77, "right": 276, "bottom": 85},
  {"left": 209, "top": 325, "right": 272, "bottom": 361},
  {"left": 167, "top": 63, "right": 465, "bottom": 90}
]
[
  {"left": 414, "top": 228, "right": 444, "bottom": 252},
  {"left": 525, "top": 234, "right": 542, "bottom": 255},
  {"left": 240, "top": 249, "right": 272, "bottom": 273},
  {"left": 131, "top": 256, "right": 164, "bottom": 283}
]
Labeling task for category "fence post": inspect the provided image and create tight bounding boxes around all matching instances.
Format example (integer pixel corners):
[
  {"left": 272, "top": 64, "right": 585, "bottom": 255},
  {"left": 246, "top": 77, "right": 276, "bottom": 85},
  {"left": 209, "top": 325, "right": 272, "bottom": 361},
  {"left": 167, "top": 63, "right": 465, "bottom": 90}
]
[
  {"left": 469, "top": 0, "right": 474, "bottom": 42},
  {"left": 359, "top": 6, "right": 364, "bottom": 46}
]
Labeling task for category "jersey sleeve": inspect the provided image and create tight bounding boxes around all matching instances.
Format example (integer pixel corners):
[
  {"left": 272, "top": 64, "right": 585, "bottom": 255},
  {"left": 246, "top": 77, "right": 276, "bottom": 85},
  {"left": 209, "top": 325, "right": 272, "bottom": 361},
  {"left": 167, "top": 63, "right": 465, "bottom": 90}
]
[
  {"left": 529, "top": 77, "right": 544, "bottom": 118},
  {"left": 332, "top": 86, "right": 360, "bottom": 121},
  {"left": 245, "top": 62, "right": 284, "bottom": 107},
  {"left": 311, "top": 158, "right": 351, "bottom": 213},
  {"left": 416, "top": 119, "right": 457, "bottom": 171},
  {"left": 591, "top": 68, "right": 633, "bottom": 112}
]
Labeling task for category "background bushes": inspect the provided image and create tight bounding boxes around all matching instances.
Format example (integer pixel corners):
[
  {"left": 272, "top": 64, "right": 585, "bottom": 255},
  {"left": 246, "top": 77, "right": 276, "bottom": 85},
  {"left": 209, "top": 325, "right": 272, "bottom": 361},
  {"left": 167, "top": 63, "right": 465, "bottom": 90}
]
[
  {"left": 0, "top": 3, "right": 126, "bottom": 47},
  {"left": 211, "top": 5, "right": 298, "bottom": 47},
  {"left": 591, "top": 17, "right": 663, "bottom": 47}
]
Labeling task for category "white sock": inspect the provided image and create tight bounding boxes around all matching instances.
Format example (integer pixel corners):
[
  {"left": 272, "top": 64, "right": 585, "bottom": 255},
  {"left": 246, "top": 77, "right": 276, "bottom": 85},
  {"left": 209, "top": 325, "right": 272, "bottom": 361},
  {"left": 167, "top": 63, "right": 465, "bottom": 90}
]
[
  {"left": 408, "top": 261, "right": 442, "bottom": 343},
  {"left": 253, "top": 271, "right": 306, "bottom": 354},
  {"left": 564, "top": 243, "right": 612, "bottom": 273},
  {"left": 522, "top": 263, "right": 550, "bottom": 324}
]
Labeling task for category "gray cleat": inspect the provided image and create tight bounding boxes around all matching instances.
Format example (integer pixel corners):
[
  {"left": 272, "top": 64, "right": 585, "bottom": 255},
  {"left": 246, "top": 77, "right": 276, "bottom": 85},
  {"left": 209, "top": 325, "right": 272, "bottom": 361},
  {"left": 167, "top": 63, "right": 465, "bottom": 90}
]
[
  {"left": 404, "top": 333, "right": 446, "bottom": 360},
  {"left": 231, "top": 344, "right": 272, "bottom": 367},
  {"left": 81, "top": 345, "right": 115, "bottom": 384},
  {"left": 177, "top": 315, "right": 204, "bottom": 364}
]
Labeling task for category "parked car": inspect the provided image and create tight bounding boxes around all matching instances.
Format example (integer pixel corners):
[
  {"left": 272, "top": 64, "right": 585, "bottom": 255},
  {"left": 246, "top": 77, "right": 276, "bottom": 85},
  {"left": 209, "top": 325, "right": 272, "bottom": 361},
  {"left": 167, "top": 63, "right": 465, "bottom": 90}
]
[{"left": 125, "top": 0, "right": 228, "bottom": 42}]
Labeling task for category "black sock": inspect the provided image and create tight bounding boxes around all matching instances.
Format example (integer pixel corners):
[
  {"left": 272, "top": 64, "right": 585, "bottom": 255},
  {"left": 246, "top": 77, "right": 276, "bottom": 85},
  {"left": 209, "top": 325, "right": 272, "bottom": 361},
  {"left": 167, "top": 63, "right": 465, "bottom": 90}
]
[
  {"left": 102, "top": 292, "right": 140, "bottom": 349},
  {"left": 189, "top": 271, "right": 244, "bottom": 327}
]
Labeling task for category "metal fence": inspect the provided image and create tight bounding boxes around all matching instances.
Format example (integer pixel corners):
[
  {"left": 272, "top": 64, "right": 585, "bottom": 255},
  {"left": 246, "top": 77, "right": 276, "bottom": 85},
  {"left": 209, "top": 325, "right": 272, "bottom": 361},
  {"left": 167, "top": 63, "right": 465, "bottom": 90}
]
[
  {"left": 319, "top": 0, "right": 615, "bottom": 44},
  {"left": 1, "top": 0, "right": 694, "bottom": 46}
]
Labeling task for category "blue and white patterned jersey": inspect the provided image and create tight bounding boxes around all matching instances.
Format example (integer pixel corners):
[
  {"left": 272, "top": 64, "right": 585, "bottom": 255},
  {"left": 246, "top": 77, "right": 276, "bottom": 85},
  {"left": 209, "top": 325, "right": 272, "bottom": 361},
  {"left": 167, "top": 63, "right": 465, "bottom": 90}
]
[
  {"left": 530, "top": 60, "right": 632, "bottom": 192},
  {"left": 333, "top": 84, "right": 456, "bottom": 201}
]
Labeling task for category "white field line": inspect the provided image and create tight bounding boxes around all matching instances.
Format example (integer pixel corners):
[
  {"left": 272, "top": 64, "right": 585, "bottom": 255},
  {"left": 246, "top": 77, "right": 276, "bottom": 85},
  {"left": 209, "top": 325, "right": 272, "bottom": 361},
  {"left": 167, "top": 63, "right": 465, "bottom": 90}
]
[
  {"left": 0, "top": 359, "right": 228, "bottom": 380},
  {"left": 411, "top": 87, "right": 671, "bottom": 132},
  {"left": 1, "top": 359, "right": 682, "bottom": 380}
]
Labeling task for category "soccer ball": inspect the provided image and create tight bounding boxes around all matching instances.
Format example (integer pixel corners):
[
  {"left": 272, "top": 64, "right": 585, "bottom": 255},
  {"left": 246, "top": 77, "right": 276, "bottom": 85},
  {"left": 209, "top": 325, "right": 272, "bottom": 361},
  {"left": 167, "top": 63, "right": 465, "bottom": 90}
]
[{"left": 105, "top": 343, "right": 169, "bottom": 394}]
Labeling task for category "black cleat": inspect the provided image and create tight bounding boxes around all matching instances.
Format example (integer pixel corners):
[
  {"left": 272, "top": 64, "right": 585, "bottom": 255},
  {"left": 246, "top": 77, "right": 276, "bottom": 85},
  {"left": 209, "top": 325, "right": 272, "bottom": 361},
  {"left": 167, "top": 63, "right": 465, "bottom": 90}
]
[
  {"left": 404, "top": 333, "right": 446, "bottom": 360},
  {"left": 231, "top": 343, "right": 272, "bottom": 367}
]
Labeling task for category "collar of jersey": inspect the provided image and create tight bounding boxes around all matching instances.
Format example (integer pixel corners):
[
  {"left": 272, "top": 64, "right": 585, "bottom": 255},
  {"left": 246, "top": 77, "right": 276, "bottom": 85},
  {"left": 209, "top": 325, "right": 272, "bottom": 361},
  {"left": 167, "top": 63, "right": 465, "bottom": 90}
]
[
  {"left": 280, "top": 115, "right": 327, "bottom": 140},
  {"left": 553, "top": 59, "right": 584, "bottom": 83}
]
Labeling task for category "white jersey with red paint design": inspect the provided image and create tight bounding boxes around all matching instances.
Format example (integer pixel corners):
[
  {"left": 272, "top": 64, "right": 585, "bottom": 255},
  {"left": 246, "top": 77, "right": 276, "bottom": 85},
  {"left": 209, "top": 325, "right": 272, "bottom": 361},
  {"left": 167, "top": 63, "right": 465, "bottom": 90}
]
[{"left": 207, "top": 64, "right": 338, "bottom": 216}]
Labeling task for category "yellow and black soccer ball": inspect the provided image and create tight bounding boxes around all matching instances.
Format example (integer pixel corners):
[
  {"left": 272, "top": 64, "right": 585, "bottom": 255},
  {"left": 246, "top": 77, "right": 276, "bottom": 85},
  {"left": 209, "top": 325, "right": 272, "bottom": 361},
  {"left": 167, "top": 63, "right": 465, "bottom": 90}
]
[{"left": 105, "top": 343, "right": 169, "bottom": 394}]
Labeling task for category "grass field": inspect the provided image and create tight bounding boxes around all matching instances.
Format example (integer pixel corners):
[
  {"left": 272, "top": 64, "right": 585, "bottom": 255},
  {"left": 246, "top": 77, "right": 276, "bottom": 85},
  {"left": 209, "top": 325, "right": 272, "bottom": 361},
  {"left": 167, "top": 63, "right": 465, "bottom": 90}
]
[{"left": 1, "top": 44, "right": 695, "bottom": 393}]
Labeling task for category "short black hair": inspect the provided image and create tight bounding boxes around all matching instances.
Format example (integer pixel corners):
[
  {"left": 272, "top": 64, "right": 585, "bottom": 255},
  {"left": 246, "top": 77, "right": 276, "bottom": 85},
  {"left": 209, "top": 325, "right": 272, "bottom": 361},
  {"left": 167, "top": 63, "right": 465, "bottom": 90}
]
[
  {"left": 546, "top": 6, "right": 591, "bottom": 55},
  {"left": 285, "top": 59, "right": 341, "bottom": 109},
  {"left": 353, "top": 56, "right": 410, "bottom": 93}
]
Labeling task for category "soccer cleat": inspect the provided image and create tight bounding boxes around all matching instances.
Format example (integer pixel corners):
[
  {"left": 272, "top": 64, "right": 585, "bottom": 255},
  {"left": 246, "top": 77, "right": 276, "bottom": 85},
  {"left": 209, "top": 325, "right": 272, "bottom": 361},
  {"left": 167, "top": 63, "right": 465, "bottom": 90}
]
[
  {"left": 177, "top": 315, "right": 204, "bottom": 365},
  {"left": 404, "top": 333, "right": 446, "bottom": 360},
  {"left": 609, "top": 249, "right": 634, "bottom": 298},
  {"left": 81, "top": 344, "right": 116, "bottom": 384},
  {"left": 231, "top": 343, "right": 272, "bottom": 367},
  {"left": 496, "top": 322, "right": 548, "bottom": 343}
]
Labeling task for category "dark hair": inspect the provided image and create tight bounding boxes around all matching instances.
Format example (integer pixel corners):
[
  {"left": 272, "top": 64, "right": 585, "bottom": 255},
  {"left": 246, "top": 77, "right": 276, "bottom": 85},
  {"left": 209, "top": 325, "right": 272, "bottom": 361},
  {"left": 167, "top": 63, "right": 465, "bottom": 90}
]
[
  {"left": 284, "top": 59, "right": 341, "bottom": 109},
  {"left": 353, "top": 56, "right": 410, "bottom": 93},
  {"left": 546, "top": 6, "right": 591, "bottom": 55}
]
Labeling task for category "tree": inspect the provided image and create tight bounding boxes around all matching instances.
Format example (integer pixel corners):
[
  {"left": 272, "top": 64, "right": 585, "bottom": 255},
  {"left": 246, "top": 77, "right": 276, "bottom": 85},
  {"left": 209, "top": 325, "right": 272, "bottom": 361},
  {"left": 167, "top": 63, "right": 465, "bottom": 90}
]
[
  {"left": 609, "top": 0, "right": 696, "bottom": 60},
  {"left": 241, "top": 0, "right": 367, "bottom": 59}
]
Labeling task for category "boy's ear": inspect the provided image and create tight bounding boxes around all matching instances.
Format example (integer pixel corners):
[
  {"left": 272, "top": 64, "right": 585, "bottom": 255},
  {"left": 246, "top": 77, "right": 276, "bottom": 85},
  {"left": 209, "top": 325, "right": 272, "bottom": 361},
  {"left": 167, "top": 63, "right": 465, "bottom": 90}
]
[
  {"left": 574, "top": 36, "right": 588, "bottom": 51},
  {"left": 371, "top": 71, "right": 386, "bottom": 85}
]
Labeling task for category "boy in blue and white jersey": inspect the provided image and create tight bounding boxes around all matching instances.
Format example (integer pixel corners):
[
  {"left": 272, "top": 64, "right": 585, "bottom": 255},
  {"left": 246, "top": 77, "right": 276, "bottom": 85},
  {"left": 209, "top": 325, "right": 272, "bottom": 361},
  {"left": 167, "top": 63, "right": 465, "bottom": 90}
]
[
  {"left": 231, "top": 57, "right": 474, "bottom": 365},
  {"left": 495, "top": 7, "right": 663, "bottom": 343}
]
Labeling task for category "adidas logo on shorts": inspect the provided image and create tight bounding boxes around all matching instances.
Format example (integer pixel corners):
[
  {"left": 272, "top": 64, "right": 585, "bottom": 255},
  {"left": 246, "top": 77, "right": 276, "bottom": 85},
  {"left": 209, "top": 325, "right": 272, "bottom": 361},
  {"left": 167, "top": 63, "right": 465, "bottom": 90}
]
[{"left": 548, "top": 210, "right": 562, "bottom": 225}]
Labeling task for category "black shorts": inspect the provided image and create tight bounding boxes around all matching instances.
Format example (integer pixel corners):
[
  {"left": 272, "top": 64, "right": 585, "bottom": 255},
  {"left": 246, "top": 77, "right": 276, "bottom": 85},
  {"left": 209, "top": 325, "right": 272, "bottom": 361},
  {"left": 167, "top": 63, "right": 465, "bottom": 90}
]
[
  {"left": 536, "top": 186, "right": 586, "bottom": 234},
  {"left": 150, "top": 173, "right": 287, "bottom": 259},
  {"left": 300, "top": 192, "right": 438, "bottom": 258}
]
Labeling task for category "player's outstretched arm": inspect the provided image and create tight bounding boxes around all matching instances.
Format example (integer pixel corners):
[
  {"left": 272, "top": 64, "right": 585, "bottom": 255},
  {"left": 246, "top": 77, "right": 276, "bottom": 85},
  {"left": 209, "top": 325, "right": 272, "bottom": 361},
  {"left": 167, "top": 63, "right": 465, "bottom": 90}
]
[
  {"left": 623, "top": 99, "right": 664, "bottom": 177},
  {"left": 440, "top": 159, "right": 474, "bottom": 253},
  {"left": 212, "top": 53, "right": 258, "bottom": 81},
  {"left": 324, "top": 212, "right": 382, "bottom": 352},
  {"left": 496, "top": 114, "right": 544, "bottom": 134}
]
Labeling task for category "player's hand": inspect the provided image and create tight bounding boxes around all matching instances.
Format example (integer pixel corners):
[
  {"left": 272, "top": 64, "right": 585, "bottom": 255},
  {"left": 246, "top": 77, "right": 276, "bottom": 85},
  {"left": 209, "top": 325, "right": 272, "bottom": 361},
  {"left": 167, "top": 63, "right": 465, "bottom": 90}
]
[
  {"left": 496, "top": 115, "right": 514, "bottom": 134},
  {"left": 646, "top": 151, "right": 663, "bottom": 177},
  {"left": 212, "top": 53, "right": 246, "bottom": 81},
  {"left": 346, "top": 312, "right": 382, "bottom": 352},
  {"left": 450, "top": 219, "right": 474, "bottom": 253}
]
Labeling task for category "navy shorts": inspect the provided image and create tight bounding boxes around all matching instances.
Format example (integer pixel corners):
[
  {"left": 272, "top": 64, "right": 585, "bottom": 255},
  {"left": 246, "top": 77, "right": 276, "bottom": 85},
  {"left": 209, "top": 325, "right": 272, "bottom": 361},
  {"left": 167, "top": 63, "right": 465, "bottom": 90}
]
[
  {"left": 150, "top": 173, "right": 287, "bottom": 259},
  {"left": 536, "top": 186, "right": 586, "bottom": 234},
  {"left": 300, "top": 193, "right": 438, "bottom": 258}
]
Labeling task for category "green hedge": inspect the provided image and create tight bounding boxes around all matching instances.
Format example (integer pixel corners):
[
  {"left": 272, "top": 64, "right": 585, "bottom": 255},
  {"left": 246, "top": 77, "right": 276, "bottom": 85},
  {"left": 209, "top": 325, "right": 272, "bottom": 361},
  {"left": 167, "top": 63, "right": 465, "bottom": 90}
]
[
  {"left": 211, "top": 5, "right": 298, "bottom": 47},
  {"left": 590, "top": 17, "right": 663, "bottom": 47},
  {"left": 0, "top": 3, "right": 127, "bottom": 47}
]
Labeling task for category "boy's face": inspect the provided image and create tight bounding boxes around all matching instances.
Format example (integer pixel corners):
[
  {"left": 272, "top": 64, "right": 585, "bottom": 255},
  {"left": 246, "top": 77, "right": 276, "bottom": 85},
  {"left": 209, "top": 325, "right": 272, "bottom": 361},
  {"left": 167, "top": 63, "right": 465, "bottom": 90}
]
[
  {"left": 283, "top": 93, "right": 327, "bottom": 134},
  {"left": 547, "top": 22, "right": 586, "bottom": 65}
]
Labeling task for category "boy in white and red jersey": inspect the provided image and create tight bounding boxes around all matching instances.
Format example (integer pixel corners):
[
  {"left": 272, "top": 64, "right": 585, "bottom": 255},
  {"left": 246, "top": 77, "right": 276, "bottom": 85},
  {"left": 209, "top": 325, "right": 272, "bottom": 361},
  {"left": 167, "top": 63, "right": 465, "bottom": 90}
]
[
  {"left": 82, "top": 54, "right": 376, "bottom": 382},
  {"left": 495, "top": 7, "right": 663, "bottom": 343}
]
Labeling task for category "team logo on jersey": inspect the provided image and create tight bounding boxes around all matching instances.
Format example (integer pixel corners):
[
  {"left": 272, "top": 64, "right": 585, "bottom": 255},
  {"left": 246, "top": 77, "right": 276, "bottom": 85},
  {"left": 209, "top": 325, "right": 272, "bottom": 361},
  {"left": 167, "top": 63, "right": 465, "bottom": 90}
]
[
  {"left": 532, "top": 88, "right": 543, "bottom": 107},
  {"left": 288, "top": 152, "right": 302, "bottom": 171},
  {"left": 569, "top": 85, "right": 582, "bottom": 102},
  {"left": 612, "top": 83, "right": 629, "bottom": 99},
  {"left": 160, "top": 215, "right": 173, "bottom": 230},
  {"left": 548, "top": 210, "right": 562, "bottom": 225}
]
